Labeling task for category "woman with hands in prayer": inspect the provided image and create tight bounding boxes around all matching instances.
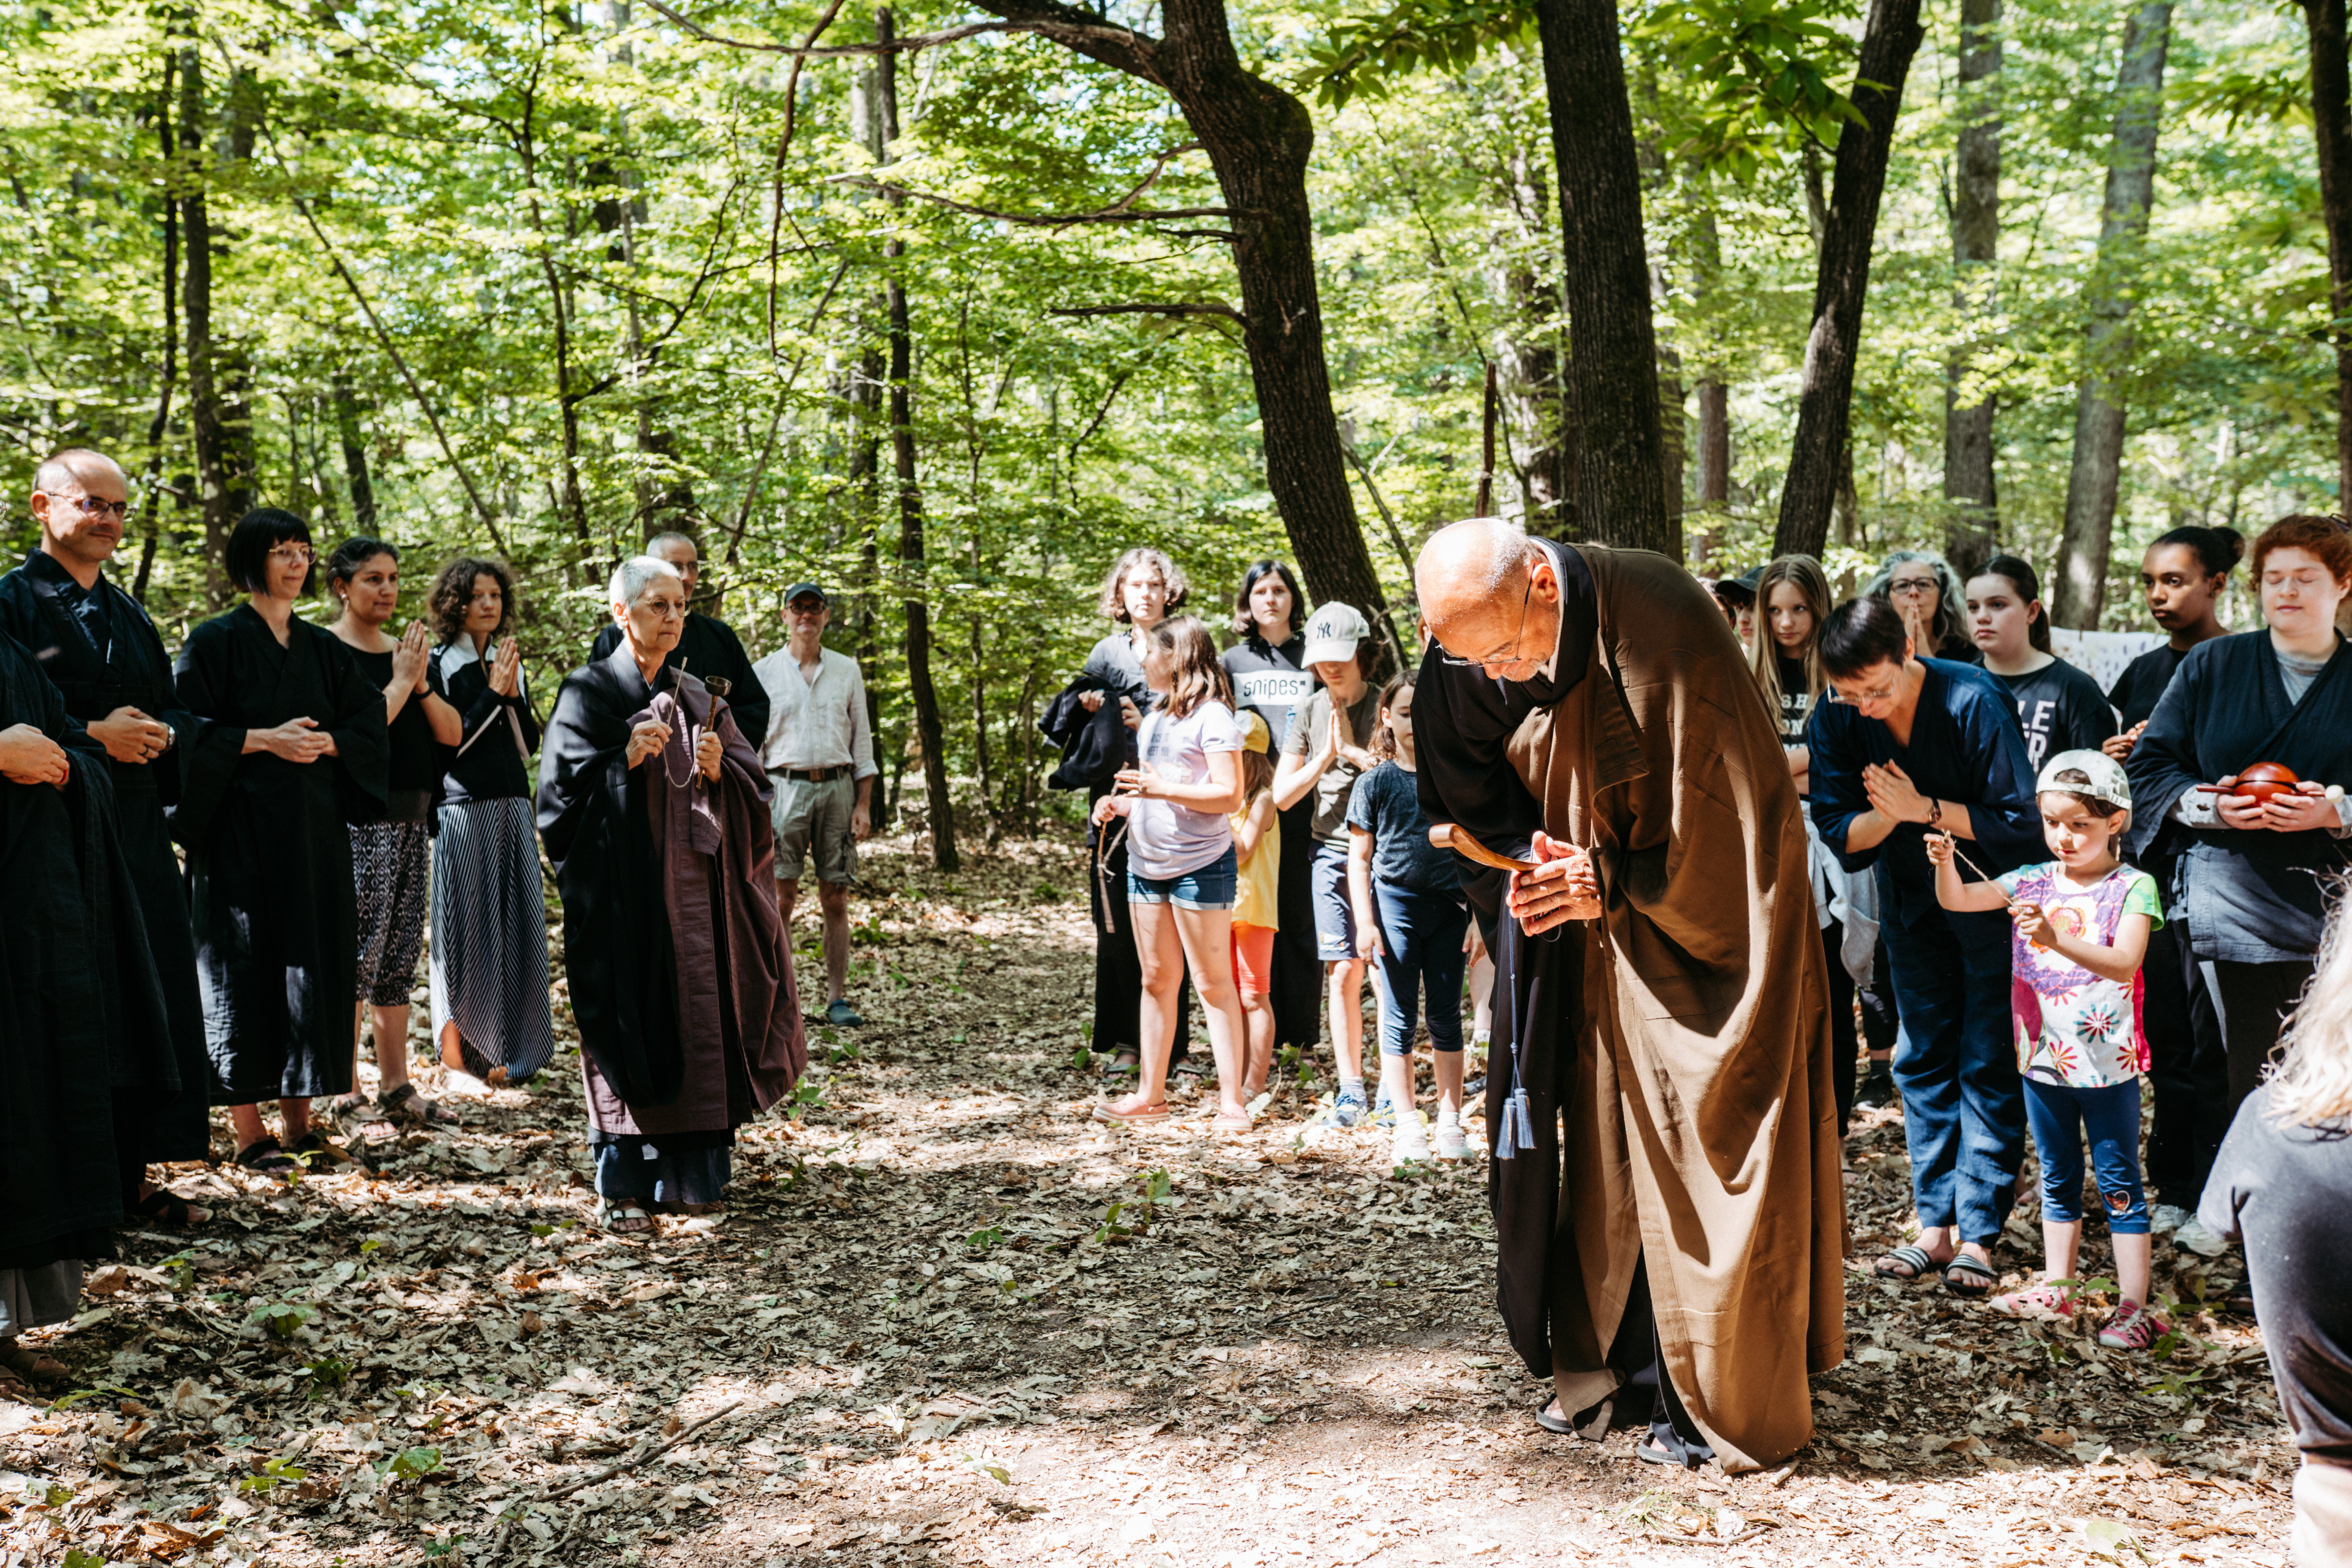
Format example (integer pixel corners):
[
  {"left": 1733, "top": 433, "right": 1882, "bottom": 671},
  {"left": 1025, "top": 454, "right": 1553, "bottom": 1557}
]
[
  {"left": 1806, "top": 595, "right": 2039, "bottom": 1298},
  {"left": 325, "top": 539, "right": 461, "bottom": 1143},
  {"left": 426, "top": 557, "right": 555, "bottom": 1096},
  {"left": 172, "top": 509, "right": 390, "bottom": 1174},
  {"left": 537, "top": 555, "right": 802, "bottom": 1234}
]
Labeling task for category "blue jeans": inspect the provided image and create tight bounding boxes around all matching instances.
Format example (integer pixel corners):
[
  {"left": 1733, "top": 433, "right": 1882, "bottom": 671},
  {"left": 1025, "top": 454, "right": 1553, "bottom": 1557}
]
[
  {"left": 1127, "top": 845, "right": 1238, "bottom": 910},
  {"left": 2022, "top": 1076, "right": 2149, "bottom": 1234},
  {"left": 1881, "top": 906, "right": 2024, "bottom": 1246},
  {"left": 1370, "top": 882, "right": 1469, "bottom": 1057}
]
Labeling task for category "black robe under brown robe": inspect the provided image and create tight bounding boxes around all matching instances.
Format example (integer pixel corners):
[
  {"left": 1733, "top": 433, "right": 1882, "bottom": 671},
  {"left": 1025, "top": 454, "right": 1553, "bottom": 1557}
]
[
  {"left": 171, "top": 605, "right": 389, "bottom": 1103},
  {"left": 536, "top": 647, "right": 804, "bottom": 1136},
  {"left": 1416, "top": 541, "right": 1845, "bottom": 1472}
]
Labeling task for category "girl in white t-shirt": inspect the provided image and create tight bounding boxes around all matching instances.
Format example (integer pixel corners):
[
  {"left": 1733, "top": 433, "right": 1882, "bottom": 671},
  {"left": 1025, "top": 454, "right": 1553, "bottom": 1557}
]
[{"left": 1093, "top": 616, "right": 1254, "bottom": 1130}]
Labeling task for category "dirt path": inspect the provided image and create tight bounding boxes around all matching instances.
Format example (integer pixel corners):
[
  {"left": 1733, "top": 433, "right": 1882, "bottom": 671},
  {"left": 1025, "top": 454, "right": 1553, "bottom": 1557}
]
[{"left": 0, "top": 835, "right": 2300, "bottom": 1566}]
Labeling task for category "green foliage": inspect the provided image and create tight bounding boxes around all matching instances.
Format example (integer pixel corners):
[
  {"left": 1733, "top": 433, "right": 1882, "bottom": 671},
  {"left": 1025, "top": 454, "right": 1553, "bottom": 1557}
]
[
  {"left": 237, "top": 1456, "right": 310, "bottom": 1494},
  {"left": 1301, "top": 0, "right": 1527, "bottom": 110},
  {"left": 1631, "top": 0, "right": 1865, "bottom": 174},
  {"left": 47, "top": 1385, "right": 140, "bottom": 1412},
  {"left": 302, "top": 1355, "right": 354, "bottom": 1396},
  {"left": 379, "top": 1445, "right": 444, "bottom": 1483},
  {"left": 249, "top": 1302, "right": 315, "bottom": 1340}
]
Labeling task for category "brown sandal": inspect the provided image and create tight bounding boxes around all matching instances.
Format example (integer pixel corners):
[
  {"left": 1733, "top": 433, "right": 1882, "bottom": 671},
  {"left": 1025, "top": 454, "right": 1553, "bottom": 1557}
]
[
  {"left": 0, "top": 1341, "right": 67, "bottom": 1387},
  {"left": 380, "top": 1082, "right": 460, "bottom": 1127}
]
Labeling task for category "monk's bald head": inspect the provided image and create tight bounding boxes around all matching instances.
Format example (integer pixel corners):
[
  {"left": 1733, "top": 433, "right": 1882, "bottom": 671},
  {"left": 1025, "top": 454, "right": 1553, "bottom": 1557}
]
[
  {"left": 1415, "top": 518, "right": 1559, "bottom": 679},
  {"left": 34, "top": 447, "right": 126, "bottom": 499}
]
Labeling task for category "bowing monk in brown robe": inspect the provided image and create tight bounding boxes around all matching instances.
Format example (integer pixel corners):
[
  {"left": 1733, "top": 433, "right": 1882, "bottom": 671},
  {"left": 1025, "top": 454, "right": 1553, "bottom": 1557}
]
[{"left": 1412, "top": 518, "right": 1844, "bottom": 1472}]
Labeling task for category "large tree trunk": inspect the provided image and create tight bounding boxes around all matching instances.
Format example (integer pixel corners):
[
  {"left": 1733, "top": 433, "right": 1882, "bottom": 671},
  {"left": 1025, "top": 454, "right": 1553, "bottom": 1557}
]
[
  {"left": 1532, "top": 0, "right": 1674, "bottom": 557},
  {"left": 1773, "top": 0, "right": 1927, "bottom": 559},
  {"left": 178, "top": 42, "right": 246, "bottom": 604},
  {"left": 2301, "top": 0, "right": 2352, "bottom": 508},
  {"left": 1942, "top": 0, "right": 2002, "bottom": 581},
  {"left": 873, "top": 11, "right": 958, "bottom": 872},
  {"left": 976, "top": 0, "right": 1403, "bottom": 671},
  {"left": 136, "top": 51, "right": 181, "bottom": 606},
  {"left": 2050, "top": 1, "right": 2174, "bottom": 629},
  {"left": 1486, "top": 141, "right": 1573, "bottom": 533}
]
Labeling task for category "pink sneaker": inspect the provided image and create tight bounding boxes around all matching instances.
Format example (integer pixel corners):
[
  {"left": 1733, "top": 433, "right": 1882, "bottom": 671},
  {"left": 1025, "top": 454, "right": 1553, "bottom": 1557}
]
[
  {"left": 2099, "top": 1298, "right": 2170, "bottom": 1350},
  {"left": 1987, "top": 1281, "right": 2077, "bottom": 1320}
]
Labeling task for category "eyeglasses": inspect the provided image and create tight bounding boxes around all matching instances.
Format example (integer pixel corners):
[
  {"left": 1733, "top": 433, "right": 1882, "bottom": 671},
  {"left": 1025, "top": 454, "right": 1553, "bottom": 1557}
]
[
  {"left": 1437, "top": 572, "right": 1538, "bottom": 671},
  {"left": 267, "top": 545, "right": 317, "bottom": 566},
  {"left": 1887, "top": 577, "right": 1939, "bottom": 597},
  {"left": 1826, "top": 677, "right": 1902, "bottom": 706},
  {"left": 60, "top": 494, "right": 134, "bottom": 521}
]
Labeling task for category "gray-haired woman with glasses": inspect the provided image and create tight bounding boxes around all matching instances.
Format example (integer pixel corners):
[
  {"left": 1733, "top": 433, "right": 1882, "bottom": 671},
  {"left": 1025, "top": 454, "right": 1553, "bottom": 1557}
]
[
  {"left": 172, "top": 508, "right": 390, "bottom": 1174},
  {"left": 1866, "top": 550, "right": 1980, "bottom": 664}
]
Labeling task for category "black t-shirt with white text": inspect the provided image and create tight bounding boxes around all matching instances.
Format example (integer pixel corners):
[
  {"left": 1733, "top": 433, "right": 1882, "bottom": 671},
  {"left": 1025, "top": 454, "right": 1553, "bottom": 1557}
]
[
  {"left": 1992, "top": 656, "right": 2118, "bottom": 772},
  {"left": 1221, "top": 637, "right": 1317, "bottom": 741},
  {"left": 1773, "top": 654, "right": 1813, "bottom": 747}
]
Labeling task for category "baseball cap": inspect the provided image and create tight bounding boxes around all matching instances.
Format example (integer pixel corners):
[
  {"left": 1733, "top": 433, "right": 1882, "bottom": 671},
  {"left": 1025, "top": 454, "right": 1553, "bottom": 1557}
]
[
  {"left": 1713, "top": 565, "right": 1762, "bottom": 604},
  {"left": 784, "top": 581, "right": 829, "bottom": 607},
  {"left": 2036, "top": 749, "right": 2132, "bottom": 818},
  {"left": 1238, "top": 710, "right": 1270, "bottom": 755},
  {"left": 1301, "top": 603, "right": 1370, "bottom": 667}
]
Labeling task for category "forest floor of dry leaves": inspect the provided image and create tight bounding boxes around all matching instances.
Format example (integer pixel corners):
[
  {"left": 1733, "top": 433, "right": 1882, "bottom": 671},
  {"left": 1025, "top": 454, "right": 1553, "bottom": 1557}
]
[{"left": 0, "top": 830, "right": 2306, "bottom": 1568}]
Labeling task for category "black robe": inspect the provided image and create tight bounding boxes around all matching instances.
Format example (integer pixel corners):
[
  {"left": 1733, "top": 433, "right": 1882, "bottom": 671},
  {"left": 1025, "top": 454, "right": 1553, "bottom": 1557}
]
[
  {"left": 588, "top": 612, "right": 767, "bottom": 754},
  {"left": 2125, "top": 630, "right": 2352, "bottom": 963},
  {"left": 171, "top": 605, "right": 389, "bottom": 1103},
  {"left": 0, "top": 552, "right": 211, "bottom": 1163},
  {"left": 0, "top": 631, "right": 174, "bottom": 1267}
]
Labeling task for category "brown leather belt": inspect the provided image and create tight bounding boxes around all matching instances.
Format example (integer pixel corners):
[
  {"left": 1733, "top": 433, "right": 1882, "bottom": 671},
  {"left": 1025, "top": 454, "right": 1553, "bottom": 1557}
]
[{"left": 778, "top": 765, "right": 847, "bottom": 782}]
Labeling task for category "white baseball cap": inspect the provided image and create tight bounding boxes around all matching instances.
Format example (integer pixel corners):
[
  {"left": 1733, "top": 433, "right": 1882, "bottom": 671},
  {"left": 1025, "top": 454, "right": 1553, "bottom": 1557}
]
[
  {"left": 1301, "top": 603, "right": 1370, "bottom": 667},
  {"left": 2036, "top": 748, "right": 2132, "bottom": 819}
]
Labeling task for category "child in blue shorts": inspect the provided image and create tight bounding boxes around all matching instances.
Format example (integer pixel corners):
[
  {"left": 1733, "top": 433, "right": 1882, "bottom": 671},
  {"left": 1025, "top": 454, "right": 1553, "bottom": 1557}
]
[{"left": 1928, "top": 748, "right": 2168, "bottom": 1349}]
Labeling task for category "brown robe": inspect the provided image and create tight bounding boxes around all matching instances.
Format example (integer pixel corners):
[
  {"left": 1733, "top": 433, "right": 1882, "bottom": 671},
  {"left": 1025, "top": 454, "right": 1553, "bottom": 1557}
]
[{"left": 1417, "top": 542, "right": 1844, "bottom": 1471}]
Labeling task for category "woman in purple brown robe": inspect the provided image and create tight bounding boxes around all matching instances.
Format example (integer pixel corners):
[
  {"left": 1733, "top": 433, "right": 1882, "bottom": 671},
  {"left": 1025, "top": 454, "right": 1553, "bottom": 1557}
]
[{"left": 536, "top": 554, "right": 804, "bottom": 1234}]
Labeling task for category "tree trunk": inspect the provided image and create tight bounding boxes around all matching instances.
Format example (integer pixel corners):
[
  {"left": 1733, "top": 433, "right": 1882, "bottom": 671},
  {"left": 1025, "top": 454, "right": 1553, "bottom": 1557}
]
[
  {"left": 332, "top": 376, "right": 377, "bottom": 534},
  {"left": 1773, "top": 0, "right": 1927, "bottom": 559},
  {"left": 975, "top": 0, "right": 1404, "bottom": 671},
  {"left": 178, "top": 42, "right": 240, "bottom": 604},
  {"left": 1696, "top": 382, "right": 1730, "bottom": 506},
  {"left": 1942, "top": 0, "right": 2002, "bottom": 581},
  {"left": 2302, "top": 0, "right": 2352, "bottom": 508},
  {"left": 1532, "top": 0, "right": 1675, "bottom": 557},
  {"left": 2050, "top": 1, "right": 2174, "bottom": 630},
  {"left": 1486, "top": 143, "right": 1572, "bottom": 532},
  {"left": 136, "top": 51, "right": 180, "bottom": 606},
  {"left": 873, "top": 10, "right": 958, "bottom": 872}
]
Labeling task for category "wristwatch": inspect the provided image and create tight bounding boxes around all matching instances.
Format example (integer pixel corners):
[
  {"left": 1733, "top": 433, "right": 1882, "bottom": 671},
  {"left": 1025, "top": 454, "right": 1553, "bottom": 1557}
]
[{"left": 1927, "top": 797, "right": 1943, "bottom": 828}]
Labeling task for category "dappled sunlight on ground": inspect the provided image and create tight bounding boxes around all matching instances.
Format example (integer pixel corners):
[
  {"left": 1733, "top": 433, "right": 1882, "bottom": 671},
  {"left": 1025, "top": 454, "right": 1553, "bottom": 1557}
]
[{"left": 0, "top": 832, "right": 2298, "bottom": 1566}]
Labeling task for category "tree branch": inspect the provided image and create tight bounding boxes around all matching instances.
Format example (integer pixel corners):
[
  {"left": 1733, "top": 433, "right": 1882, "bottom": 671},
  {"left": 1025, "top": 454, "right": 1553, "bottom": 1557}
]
[
  {"left": 824, "top": 172, "right": 1238, "bottom": 229},
  {"left": 1049, "top": 302, "right": 1250, "bottom": 346},
  {"left": 764, "top": 0, "right": 848, "bottom": 357}
]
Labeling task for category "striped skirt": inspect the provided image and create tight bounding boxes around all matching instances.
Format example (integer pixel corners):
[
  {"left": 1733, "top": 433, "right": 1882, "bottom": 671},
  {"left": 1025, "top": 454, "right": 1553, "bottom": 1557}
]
[{"left": 429, "top": 796, "right": 555, "bottom": 1084}]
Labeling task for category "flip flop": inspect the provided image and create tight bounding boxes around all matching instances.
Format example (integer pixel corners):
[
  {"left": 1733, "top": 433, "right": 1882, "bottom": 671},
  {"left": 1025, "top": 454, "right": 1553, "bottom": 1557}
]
[
  {"left": 1873, "top": 1244, "right": 1944, "bottom": 1283},
  {"left": 1942, "top": 1252, "right": 2000, "bottom": 1299},
  {"left": 1091, "top": 1099, "right": 1171, "bottom": 1124},
  {"left": 1534, "top": 1399, "right": 1577, "bottom": 1436}
]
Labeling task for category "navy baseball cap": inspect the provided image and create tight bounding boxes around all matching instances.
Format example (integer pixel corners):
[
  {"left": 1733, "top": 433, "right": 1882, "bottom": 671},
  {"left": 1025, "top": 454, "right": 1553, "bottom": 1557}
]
[{"left": 784, "top": 582, "right": 829, "bottom": 606}]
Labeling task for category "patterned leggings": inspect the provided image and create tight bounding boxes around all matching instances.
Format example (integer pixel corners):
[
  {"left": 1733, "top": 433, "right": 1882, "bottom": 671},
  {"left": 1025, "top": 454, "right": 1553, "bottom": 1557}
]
[{"left": 352, "top": 818, "right": 430, "bottom": 1007}]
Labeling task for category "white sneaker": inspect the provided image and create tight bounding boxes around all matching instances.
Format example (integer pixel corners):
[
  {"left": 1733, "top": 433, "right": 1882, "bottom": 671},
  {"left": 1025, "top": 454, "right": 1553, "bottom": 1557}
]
[
  {"left": 2173, "top": 1214, "right": 2229, "bottom": 1258},
  {"left": 1392, "top": 1110, "right": 1430, "bottom": 1164},
  {"left": 2149, "top": 1203, "right": 2191, "bottom": 1237},
  {"left": 1433, "top": 1115, "right": 1468, "bottom": 1160}
]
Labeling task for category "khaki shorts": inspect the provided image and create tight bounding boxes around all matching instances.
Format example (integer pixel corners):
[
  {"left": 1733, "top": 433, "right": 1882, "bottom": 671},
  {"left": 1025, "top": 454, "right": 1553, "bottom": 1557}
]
[{"left": 771, "top": 772, "right": 859, "bottom": 886}]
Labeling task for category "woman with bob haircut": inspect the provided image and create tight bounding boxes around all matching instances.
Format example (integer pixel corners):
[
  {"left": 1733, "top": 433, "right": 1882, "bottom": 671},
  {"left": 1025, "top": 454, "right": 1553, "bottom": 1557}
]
[
  {"left": 1805, "top": 593, "right": 2039, "bottom": 1296},
  {"left": 425, "top": 555, "right": 555, "bottom": 1095},
  {"left": 171, "top": 507, "right": 390, "bottom": 1172}
]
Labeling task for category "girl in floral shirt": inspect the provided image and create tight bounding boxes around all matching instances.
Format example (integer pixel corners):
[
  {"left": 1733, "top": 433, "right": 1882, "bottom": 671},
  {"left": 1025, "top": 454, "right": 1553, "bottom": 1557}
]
[{"left": 1928, "top": 749, "right": 2169, "bottom": 1349}]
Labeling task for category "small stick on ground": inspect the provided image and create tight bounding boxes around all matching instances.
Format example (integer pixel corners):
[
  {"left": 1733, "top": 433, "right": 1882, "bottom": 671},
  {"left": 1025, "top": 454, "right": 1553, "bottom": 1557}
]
[{"left": 484, "top": 1397, "right": 749, "bottom": 1561}]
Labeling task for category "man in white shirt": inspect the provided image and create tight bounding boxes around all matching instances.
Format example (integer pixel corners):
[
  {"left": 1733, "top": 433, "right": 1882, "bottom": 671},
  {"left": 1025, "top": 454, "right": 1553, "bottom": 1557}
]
[{"left": 752, "top": 583, "right": 877, "bottom": 1028}]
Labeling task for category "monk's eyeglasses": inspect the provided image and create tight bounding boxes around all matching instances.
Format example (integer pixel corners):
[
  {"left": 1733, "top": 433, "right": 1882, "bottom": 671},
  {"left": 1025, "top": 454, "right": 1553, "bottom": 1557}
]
[
  {"left": 1437, "top": 572, "right": 1536, "bottom": 670},
  {"left": 55, "top": 493, "right": 132, "bottom": 522}
]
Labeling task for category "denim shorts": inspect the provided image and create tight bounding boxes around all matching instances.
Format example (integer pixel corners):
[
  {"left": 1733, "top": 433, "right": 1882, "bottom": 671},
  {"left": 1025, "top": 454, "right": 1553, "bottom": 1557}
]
[{"left": 1129, "top": 844, "right": 1238, "bottom": 910}]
